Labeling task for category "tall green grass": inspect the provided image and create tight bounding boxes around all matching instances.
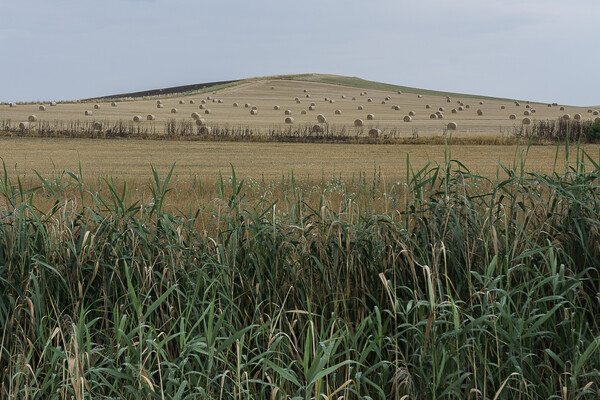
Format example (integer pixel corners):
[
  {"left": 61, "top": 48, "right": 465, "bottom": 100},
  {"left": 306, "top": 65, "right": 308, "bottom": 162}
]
[{"left": 1, "top": 143, "right": 599, "bottom": 398}]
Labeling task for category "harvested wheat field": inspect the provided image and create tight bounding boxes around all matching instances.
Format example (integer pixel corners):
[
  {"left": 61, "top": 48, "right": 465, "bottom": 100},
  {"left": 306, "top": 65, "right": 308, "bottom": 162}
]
[
  {"left": 0, "top": 136, "right": 595, "bottom": 183},
  {"left": 2, "top": 74, "right": 598, "bottom": 139}
]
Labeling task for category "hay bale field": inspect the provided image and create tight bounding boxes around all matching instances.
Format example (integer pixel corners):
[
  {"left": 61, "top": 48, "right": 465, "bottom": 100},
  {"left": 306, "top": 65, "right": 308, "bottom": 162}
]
[{"left": 1, "top": 74, "right": 595, "bottom": 139}]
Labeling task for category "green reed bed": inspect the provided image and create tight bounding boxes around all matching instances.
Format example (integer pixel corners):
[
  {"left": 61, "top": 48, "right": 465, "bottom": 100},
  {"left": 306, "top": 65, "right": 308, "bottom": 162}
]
[{"left": 0, "top": 142, "right": 599, "bottom": 399}]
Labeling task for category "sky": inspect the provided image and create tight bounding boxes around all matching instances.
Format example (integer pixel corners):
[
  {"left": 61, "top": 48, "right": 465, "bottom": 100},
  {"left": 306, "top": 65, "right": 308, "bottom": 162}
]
[{"left": 1, "top": 0, "right": 599, "bottom": 106}]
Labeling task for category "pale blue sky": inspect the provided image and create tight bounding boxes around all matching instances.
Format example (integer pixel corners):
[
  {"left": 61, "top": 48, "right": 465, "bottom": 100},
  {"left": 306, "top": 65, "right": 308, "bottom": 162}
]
[{"left": 1, "top": 0, "right": 599, "bottom": 105}]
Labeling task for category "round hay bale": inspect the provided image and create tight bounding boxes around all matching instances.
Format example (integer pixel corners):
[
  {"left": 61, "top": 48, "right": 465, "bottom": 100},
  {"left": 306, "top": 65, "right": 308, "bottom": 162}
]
[
  {"left": 38, "top": 105, "right": 46, "bottom": 111},
  {"left": 285, "top": 117, "right": 294, "bottom": 124},
  {"left": 392, "top": 105, "right": 400, "bottom": 110},
  {"left": 199, "top": 126, "right": 212, "bottom": 134},
  {"left": 522, "top": 117, "right": 531, "bottom": 125},
  {"left": 381, "top": 101, "right": 386, "bottom": 105},
  {"left": 531, "top": 109, "right": 536, "bottom": 114},
  {"left": 304, "top": 89, "right": 308, "bottom": 93},
  {"left": 438, "top": 107, "right": 445, "bottom": 111},
  {"left": 190, "top": 100, "right": 195, "bottom": 104},
  {"left": 133, "top": 115, "right": 143, "bottom": 122},
  {"left": 296, "top": 100, "right": 301, "bottom": 104},
  {"left": 418, "top": 95, "right": 423, "bottom": 98},
  {"left": 171, "top": 108, "right": 178, "bottom": 114},
  {"left": 560, "top": 106, "right": 565, "bottom": 111},
  {"left": 562, "top": 114, "right": 570, "bottom": 120},
  {"left": 367, "top": 114, "right": 375, "bottom": 120},
  {"left": 93, "top": 122, "right": 104, "bottom": 130},
  {"left": 207, "top": 96, "right": 212, "bottom": 100},
  {"left": 195, "top": 118, "right": 206, "bottom": 126},
  {"left": 324, "top": 97, "right": 329, "bottom": 101},
  {"left": 403, "top": 115, "right": 412, "bottom": 122},
  {"left": 201, "top": 100, "right": 206, "bottom": 104},
  {"left": 352, "top": 97, "right": 356, "bottom": 100},
  {"left": 94, "top": 104, "right": 100, "bottom": 109},
  {"left": 465, "top": 105, "right": 470, "bottom": 109},
  {"left": 354, "top": 119, "right": 363, "bottom": 127},
  {"left": 284, "top": 109, "right": 292, "bottom": 115},
  {"left": 312, "top": 124, "right": 325, "bottom": 133},
  {"left": 212, "top": 99, "right": 217, "bottom": 103},
  {"left": 306, "top": 94, "right": 310, "bottom": 98},
  {"left": 477, "top": 109, "right": 483, "bottom": 116},
  {"left": 447, "top": 98, "right": 451, "bottom": 103},
  {"left": 204, "top": 109, "right": 212, "bottom": 114},
  {"left": 233, "top": 102, "right": 238, "bottom": 107},
  {"left": 329, "top": 99, "right": 335, "bottom": 104},
  {"left": 357, "top": 105, "right": 363, "bottom": 110},
  {"left": 244, "top": 103, "right": 251, "bottom": 108},
  {"left": 274, "top": 105, "right": 280, "bottom": 110},
  {"left": 301, "top": 109, "right": 307, "bottom": 114},
  {"left": 447, "top": 122, "right": 458, "bottom": 130},
  {"left": 157, "top": 100, "right": 162, "bottom": 104},
  {"left": 398, "top": 91, "right": 402, "bottom": 94},
  {"left": 191, "top": 112, "right": 201, "bottom": 120},
  {"left": 250, "top": 109, "right": 258, "bottom": 115},
  {"left": 50, "top": 101, "right": 57, "bottom": 106},
  {"left": 479, "top": 101, "right": 484, "bottom": 105},
  {"left": 28, "top": 115, "right": 37, "bottom": 122},
  {"left": 10, "top": 103, "right": 16, "bottom": 108},
  {"left": 509, "top": 114, "right": 516, "bottom": 120},
  {"left": 408, "top": 110, "right": 415, "bottom": 116},
  {"left": 157, "top": 104, "right": 164, "bottom": 108},
  {"left": 524, "top": 110, "right": 531, "bottom": 116},
  {"left": 552, "top": 102, "right": 558, "bottom": 106},
  {"left": 294, "top": 97, "right": 300, "bottom": 101},
  {"left": 199, "top": 104, "right": 206, "bottom": 109},
  {"left": 593, "top": 110, "right": 599, "bottom": 115},
  {"left": 360, "top": 92, "right": 365, "bottom": 96},
  {"left": 501, "top": 105, "right": 505, "bottom": 109},
  {"left": 548, "top": 104, "right": 552, "bottom": 107},
  {"left": 425, "top": 104, "right": 431, "bottom": 109},
  {"left": 85, "top": 110, "right": 93, "bottom": 116},
  {"left": 111, "top": 102, "right": 117, "bottom": 107},
  {"left": 367, "top": 98, "right": 372, "bottom": 102},
  {"left": 341, "top": 95, "right": 346, "bottom": 99},
  {"left": 335, "top": 109, "right": 342, "bottom": 115},
  {"left": 218, "top": 99, "right": 223, "bottom": 103},
  {"left": 309, "top": 105, "right": 315, "bottom": 111},
  {"left": 179, "top": 100, "right": 185, "bottom": 104},
  {"left": 588, "top": 109, "right": 593, "bottom": 113},
  {"left": 458, "top": 106, "right": 464, "bottom": 111},
  {"left": 526, "top": 104, "right": 530, "bottom": 109},
  {"left": 19, "top": 122, "right": 30, "bottom": 129},
  {"left": 574, "top": 113, "right": 582, "bottom": 120},
  {"left": 385, "top": 96, "right": 391, "bottom": 101},
  {"left": 317, "top": 114, "right": 327, "bottom": 123},
  {"left": 436, "top": 113, "right": 444, "bottom": 119},
  {"left": 251, "top": 105, "right": 258, "bottom": 111},
  {"left": 310, "top": 102, "right": 316, "bottom": 106},
  {"left": 368, "top": 128, "right": 381, "bottom": 138},
  {"left": 451, "top": 109, "right": 457, "bottom": 114},
  {"left": 430, "top": 113, "right": 438, "bottom": 119},
  {"left": 147, "top": 114, "right": 155, "bottom": 120}
]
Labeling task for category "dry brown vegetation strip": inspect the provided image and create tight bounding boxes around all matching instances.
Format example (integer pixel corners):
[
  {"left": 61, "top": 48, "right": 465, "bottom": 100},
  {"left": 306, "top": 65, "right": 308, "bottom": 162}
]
[{"left": 0, "top": 137, "right": 594, "bottom": 183}]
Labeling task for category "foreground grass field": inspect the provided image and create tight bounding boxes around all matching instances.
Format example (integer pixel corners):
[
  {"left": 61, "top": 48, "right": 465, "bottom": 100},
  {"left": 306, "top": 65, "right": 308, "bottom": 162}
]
[{"left": 1, "top": 143, "right": 599, "bottom": 398}]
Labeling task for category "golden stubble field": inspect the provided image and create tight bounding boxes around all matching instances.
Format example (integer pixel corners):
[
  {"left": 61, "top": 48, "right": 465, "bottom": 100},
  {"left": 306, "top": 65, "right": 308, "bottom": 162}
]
[
  {"left": 0, "top": 136, "right": 596, "bottom": 185},
  {"left": 2, "top": 77, "right": 599, "bottom": 138}
]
